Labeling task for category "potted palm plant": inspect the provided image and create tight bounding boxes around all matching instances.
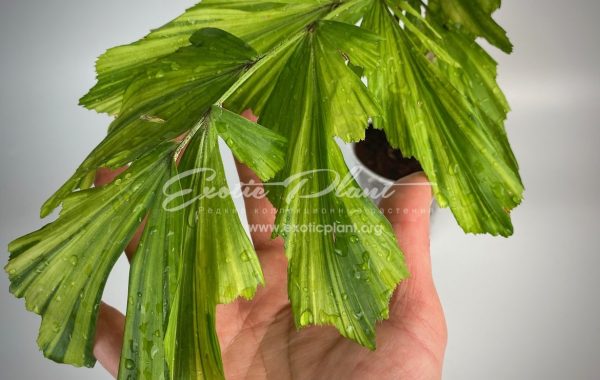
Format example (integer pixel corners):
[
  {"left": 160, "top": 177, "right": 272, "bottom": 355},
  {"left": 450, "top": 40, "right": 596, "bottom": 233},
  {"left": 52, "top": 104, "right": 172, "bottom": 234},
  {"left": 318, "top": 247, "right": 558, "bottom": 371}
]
[{"left": 5, "top": 1, "right": 522, "bottom": 379}]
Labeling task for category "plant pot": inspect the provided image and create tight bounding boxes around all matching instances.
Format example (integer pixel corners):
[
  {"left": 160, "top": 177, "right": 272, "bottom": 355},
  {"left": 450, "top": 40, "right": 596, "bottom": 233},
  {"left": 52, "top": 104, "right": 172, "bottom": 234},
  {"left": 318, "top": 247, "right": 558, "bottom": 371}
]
[{"left": 340, "top": 127, "right": 435, "bottom": 213}]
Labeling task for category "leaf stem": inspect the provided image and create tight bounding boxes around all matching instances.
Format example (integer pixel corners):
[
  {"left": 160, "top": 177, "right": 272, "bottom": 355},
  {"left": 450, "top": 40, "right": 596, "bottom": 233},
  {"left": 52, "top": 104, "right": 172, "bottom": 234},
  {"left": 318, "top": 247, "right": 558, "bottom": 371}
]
[{"left": 216, "top": 33, "right": 305, "bottom": 106}]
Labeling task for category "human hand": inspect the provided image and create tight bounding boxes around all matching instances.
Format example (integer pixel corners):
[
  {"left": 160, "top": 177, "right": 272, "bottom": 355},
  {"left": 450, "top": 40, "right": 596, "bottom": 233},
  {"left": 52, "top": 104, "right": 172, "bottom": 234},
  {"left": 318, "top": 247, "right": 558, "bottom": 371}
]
[{"left": 93, "top": 113, "right": 447, "bottom": 380}]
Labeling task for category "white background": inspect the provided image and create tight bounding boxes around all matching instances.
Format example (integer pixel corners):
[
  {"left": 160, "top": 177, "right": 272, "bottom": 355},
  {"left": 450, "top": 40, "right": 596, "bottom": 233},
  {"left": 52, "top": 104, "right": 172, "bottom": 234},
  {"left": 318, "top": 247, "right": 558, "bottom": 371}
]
[{"left": 1, "top": 1, "right": 599, "bottom": 379}]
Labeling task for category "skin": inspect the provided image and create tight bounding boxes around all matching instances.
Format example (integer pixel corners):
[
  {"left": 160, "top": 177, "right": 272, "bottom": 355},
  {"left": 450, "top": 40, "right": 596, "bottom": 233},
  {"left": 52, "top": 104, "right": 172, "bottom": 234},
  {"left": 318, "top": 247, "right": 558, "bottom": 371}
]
[{"left": 93, "top": 111, "right": 447, "bottom": 380}]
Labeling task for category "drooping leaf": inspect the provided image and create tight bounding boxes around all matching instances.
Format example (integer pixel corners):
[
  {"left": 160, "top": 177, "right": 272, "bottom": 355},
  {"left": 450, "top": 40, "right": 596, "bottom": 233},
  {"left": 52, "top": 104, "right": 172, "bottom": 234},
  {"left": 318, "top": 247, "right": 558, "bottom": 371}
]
[
  {"left": 42, "top": 28, "right": 258, "bottom": 218},
  {"left": 239, "top": 20, "right": 408, "bottom": 349},
  {"left": 165, "top": 112, "right": 268, "bottom": 379},
  {"left": 430, "top": 27, "right": 519, "bottom": 174},
  {"left": 11, "top": 20, "right": 288, "bottom": 375},
  {"left": 362, "top": 0, "right": 523, "bottom": 236},
  {"left": 5, "top": 143, "right": 174, "bottom": 367},
  {"left": 117, "top": 163, "right": 183, "bottom": 380},
  {"left": 80, "top": 1, "right": 342, "bottom": 115},
  {"left": 230, "top": 19, "right": 381, "bottom": 142},
  {"left": 6, "top": 0, "right": 520, "bottom": 378},
  {"left": 115, "top": 103, "right": 286, "bottom": 379},
  {"left": 428, "top": 0, "right": 513, "bottom": 53}
]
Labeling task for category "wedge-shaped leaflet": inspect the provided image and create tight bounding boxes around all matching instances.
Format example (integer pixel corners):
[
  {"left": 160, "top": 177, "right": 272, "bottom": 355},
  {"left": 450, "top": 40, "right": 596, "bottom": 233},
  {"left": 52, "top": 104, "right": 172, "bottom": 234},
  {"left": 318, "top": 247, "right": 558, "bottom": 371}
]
[
  {"left": 115, "top": 105, "right": 286, "bottom": 380},
  {"left": 274, "top": 140, "right": 410, "bottom": 349},
  {"left": 396, "top": 1, "right": 516, "bottom": 169},
  {"left": 428, "top": 27, "right": 519, "bottom": 175},
  {"left": 117, "top": 163, "right": 182, "bottom": 380},
  {"left": 42, "top": 28, "right": 258, "bottom": 218},
  {"left": 81, "top": 0, "right": 343, "bottom": 115},
  {"left": 428, "top": 0, "right": 513, "bottom": 53},
  {"left": 237, "top": 20, "right": 409, "bottom": 349},
  {"left": 211, "top": 105, "right": 287, "bottom": 181},
  {"left": 5, "top": 143, "right": 174, "bottom": 367},
  {"left": 362, "top": 1, "right": 523, "bottom": 236},
  {"left": 165, "top": 108, "right": 283, "bottom": 379}
]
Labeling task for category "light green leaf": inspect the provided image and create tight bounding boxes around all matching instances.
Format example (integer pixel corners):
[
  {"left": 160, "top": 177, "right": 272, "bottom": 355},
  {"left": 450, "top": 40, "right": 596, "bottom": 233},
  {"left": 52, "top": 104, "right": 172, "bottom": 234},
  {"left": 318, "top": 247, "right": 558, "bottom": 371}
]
[
  {"left": 165, "top": 111, "right": 265, "bottom": 379},
  {"left": 313, "top": 21, "right": 382, "bottom": 142},
  {"left": 80, "top": 1, "right": 339, "bottom": 115},
  {"left": 224, "top": 37, "right": 300, "bottom": 116},
  {"left": 117, "top": 163, "right": 183, "bottom": 380},
  {"left": 362, "top": 0, "right": 522, "bottom": 236},
  {"left": 428, "top": 0, "right": 513, "bottom": 53},
  {"left": 42, "top": 28, "right": 258, "bottom": 218},
  {"left": 324, "top": 0, "right": 376, "bottom": 24},
  {"left": 5, "top": 143, "right": 174, "bottom": 367},
  {"left": 6, "top": 1, "right": 521, "bottom": 378},
  {"left": 211, "top": 105, "right": 287, "bottom": 181},
  {"left": 389, "top": 1, "right": 460, "bottom": 67},
  {"left": 230, "top": 20, "right": 381, "bottom": 143},
  {"left": 316, "top": 17, "right": 381, "bottom": 70},
  {"left": 248, "top": 20, "right": 407, "bottom": 349},
  {"left": 430, "top": 27, "right": 519, "bottom": 174}
]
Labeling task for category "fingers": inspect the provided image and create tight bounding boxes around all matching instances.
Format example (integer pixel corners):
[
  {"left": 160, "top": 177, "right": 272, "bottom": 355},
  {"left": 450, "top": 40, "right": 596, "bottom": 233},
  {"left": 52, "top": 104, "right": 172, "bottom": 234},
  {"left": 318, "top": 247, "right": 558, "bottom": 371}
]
[
  {"left": 235, "top": 110, "right": 282, "bottom": 251},
  {"left": 94, "top": 302, "right": 125, "bottom": 378},
  {"left": 379, "top": 173, "right": 447, "bottom": 358},
  {"left": 379, "top": 172, "right": 434, "bottom": 297}
]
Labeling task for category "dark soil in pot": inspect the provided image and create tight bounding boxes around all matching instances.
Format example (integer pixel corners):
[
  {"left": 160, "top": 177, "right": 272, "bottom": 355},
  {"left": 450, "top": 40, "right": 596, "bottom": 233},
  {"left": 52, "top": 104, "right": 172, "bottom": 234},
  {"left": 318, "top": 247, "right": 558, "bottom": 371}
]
[{"left": 355, "top": 127, "right": 422, "bottom": 180}]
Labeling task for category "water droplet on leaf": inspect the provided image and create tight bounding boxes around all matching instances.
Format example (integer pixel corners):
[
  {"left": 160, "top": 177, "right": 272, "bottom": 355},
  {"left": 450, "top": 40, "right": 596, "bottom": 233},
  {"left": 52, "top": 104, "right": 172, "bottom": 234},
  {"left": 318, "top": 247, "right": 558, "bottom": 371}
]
[
  {"left": 300, "top": 309, "right": 313, "bottom": 325},
  {"left": 125, "top": 359, "right": 135, "bottom": 370}
]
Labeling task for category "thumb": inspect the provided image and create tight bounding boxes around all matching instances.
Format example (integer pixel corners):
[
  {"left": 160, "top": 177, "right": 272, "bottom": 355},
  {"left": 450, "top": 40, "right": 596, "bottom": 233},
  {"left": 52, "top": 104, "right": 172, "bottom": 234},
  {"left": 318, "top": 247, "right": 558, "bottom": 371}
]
[{"left": 379, "top": 172, "right": 434, "bottom": 297}]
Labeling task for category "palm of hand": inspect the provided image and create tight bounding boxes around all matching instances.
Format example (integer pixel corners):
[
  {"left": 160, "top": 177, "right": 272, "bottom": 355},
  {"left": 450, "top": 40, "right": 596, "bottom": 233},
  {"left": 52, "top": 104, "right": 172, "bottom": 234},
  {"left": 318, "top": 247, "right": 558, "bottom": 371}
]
[
  {"left": 218, "top": 244, "right": 445, "bottom": 380},
  {"left": 94, "top": 156, "right": 446, "bottom": 380},
  {"left": 216, "top": 165, "right": 446, "bottom": 380}
]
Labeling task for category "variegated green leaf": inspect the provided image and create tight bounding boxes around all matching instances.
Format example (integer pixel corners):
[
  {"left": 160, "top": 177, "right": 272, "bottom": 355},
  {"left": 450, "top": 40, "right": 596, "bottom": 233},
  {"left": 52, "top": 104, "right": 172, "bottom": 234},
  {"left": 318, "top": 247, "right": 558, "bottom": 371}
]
[
  {"left": 362, "top": 0, "right": 522, "bottom": 236},
  {"left": 116, "top": 107, "right": 286, "bottom": 380},
  {"left": 165, "top": 111, "right": 270, "bottom": 379},
  {"left": 428, "top": 0, "right": 513, "bottom": 53},
  {"left": 243, "top": 20, "right": 408, "bottom": 349},
  {"left": 42, "top": 28, "right": 258, "bottom": 218},
  {"left": 5, "top": 143, "right": 174, "bottom": 367},
  {"left": 117, "top": 163, "right": 183, "bottom": 380},
  {"left": 6, "top": 1, "right": 520, "bottom": 378},
  {"left": 80, "top": 1, "right": 341, "bottom": 115},
  {"left": 211, "top": 105, "right": 287, "bottom": 181}
]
